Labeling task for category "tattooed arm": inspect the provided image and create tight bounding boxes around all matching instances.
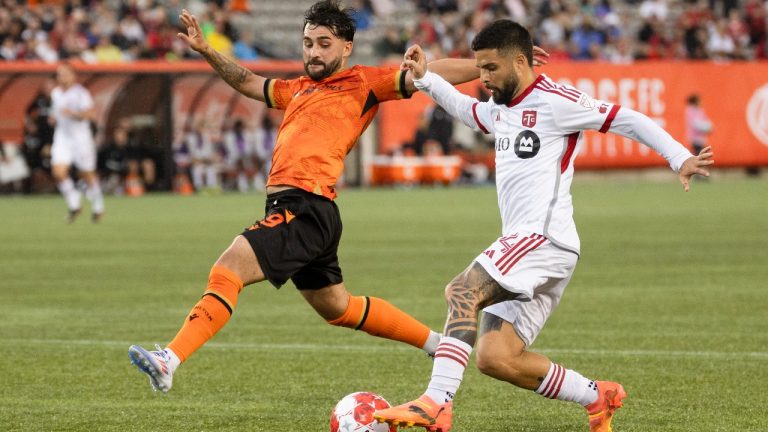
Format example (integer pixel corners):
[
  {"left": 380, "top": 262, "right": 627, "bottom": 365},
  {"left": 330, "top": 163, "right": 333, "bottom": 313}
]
[{"left": 177, "top": 9, "right": 266, "bottom": 102}]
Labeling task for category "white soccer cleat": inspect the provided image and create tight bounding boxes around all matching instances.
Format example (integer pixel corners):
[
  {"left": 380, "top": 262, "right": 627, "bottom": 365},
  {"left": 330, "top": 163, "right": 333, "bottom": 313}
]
[{"left": 128, "top": 344, "right": 174, "bottom": 393}]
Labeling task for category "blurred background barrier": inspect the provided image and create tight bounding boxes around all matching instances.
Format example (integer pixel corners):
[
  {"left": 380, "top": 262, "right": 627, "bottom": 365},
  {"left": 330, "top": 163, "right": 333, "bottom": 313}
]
[
  {"left": 378, "top": 61, "right": 768, "bottom": 170},
  {"left": 1, "top": 60, "right": 766, "bottom": 191}
]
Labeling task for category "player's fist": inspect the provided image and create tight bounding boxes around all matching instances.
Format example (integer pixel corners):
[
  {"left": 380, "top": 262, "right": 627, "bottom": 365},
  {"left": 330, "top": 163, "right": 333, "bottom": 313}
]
[
  {"left": 177, "top": 9, "right": 208, "bottom": 53},
  {"left": 402, "top": 45, "right": 428, "bottom": 79}
]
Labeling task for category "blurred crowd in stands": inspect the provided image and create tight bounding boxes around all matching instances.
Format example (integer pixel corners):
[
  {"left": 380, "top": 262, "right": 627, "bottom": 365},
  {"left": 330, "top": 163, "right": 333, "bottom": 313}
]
[
  {"left": 0, "top": 0, "right": 265, "bottom": 62},
  {"left": 373, "top": 0, "right": 767, "bottom": 61},
  {"left": 0, "top": 0, "right": 765, "bottom": 64}
]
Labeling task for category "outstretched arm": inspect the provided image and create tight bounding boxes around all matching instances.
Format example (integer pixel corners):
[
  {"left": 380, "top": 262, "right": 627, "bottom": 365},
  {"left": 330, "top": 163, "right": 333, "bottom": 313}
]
[
  {"left": 608, "top": 108, "right": 714, "bottom": 191},
  {"left": 402, "top": 46, "right": 549, "bottom": 94},
  {"left": 178, "top": 9, "right": 266, "bottom": 102},
  {"left": 401, "top": 45, "right": 487, "bottom": 132}
]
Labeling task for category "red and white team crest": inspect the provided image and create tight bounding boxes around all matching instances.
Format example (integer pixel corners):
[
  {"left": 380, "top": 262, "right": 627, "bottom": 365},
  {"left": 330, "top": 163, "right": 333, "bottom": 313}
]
[{"left": 522, "top": 110, "right": 537, "bottom": 128}]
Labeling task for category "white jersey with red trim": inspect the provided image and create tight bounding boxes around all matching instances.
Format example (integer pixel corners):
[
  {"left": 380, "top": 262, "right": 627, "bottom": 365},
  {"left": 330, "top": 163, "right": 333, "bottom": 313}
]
[{"left": 414, "top": 72, "right": 693, "bottom": 254}]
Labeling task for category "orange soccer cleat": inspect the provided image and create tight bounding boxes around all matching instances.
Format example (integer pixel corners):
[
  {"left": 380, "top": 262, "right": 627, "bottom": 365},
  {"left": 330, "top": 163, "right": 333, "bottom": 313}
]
[
  {"left": 373, "top": 395, "right": 453, "bottom": 432},
  {"left": 586, "top": 381, "right": 627, "bottom": 432}
]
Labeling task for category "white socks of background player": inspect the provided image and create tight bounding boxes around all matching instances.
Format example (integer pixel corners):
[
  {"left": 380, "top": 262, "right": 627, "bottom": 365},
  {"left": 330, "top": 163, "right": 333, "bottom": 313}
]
[
  {"left": 424, "top": 337, "right": 472, "bottom": 404},
  {"left": 535, "top": 362, "right": 598, "bottom": 406},
  {"left": 57, "top": 178, "right": 81, "bottom": 211},
  {"left": 85, "top": 181, "right": 104, "bottom": 214}
]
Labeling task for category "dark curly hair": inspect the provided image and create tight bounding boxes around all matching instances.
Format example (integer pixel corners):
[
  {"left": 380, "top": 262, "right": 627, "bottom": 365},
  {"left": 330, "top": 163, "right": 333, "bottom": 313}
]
[
  {"left": 304, "top": 0, "right": 356, "bottom": 42},
  {"left": 471, "top": 19, "right": 533, "bottom": 66}
]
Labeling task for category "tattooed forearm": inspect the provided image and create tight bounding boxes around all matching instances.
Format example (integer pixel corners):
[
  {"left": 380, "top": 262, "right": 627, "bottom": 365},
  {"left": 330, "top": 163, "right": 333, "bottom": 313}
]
[{"left": 203, "top": 48, "right": 251, "bottom": 91}]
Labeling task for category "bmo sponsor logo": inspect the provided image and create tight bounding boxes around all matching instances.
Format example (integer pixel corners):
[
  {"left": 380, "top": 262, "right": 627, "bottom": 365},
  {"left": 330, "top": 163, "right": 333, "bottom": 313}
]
[{"left": 747, "top": 83, "right": 768, "bottom": 147}]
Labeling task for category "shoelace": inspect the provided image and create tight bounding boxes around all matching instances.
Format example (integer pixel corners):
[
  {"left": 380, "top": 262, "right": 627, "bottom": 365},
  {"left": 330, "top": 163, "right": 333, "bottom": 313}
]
[{"left": 153, "top": 344, "right": 169, "bottom": 364}]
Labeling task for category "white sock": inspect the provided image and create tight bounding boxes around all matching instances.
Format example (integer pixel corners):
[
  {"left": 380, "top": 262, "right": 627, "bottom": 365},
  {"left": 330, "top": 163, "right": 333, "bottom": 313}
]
[
  {"left": 86, "top": 181, "right": 104, "bottom": 214},
  {"left": 535, "top": 362, "right": 598, "bottom": 406},
  {"left": 206, "top": 165, "right": 219, "bottom": 187},
  {"left": 422, "top": 330, "right": 441, "bottom": 356},
  {"left": 237, "top": 173, "right": 248, "bottom": 192},
  {"left": 163, "top": 347, "right": 181, "bottom": 371},
  {"left": 253, "top": 174, "right": 265, "bottom": 191},
  {"left": 57, "top": 178, "right": 81, "bottom": 211},
  {"left": 425, "top": 337, "right": 472, "bottom": 403},
  {"left": 191, "top": 165, "right": 204, "bottom": 189}
]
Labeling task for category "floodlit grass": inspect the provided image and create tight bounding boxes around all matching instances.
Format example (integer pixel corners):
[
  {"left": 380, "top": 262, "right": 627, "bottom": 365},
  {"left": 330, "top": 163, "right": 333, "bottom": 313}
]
[{"left": 1, "top": 176, "right": 766, "bottom": 431}]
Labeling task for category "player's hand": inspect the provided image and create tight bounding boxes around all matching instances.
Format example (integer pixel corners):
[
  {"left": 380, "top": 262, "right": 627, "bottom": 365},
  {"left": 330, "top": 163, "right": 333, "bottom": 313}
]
[
  {"left": 533, "top": 45, "right": 550, "bottom": 67},
  {"left": 679, "top": 146, "right": 714, "bottom": 192},
  {"left": 177, "top": 9, "right": 208, "bottom": 54},
  {"left": 402, "top": 44, "right": 428, "bottom": 80},
  {"left": 61, "top": 108, "right": 82, "bottom": 120}
]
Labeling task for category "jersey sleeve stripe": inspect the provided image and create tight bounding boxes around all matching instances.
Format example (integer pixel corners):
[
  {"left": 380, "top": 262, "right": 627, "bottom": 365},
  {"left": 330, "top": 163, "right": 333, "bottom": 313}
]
[
  {"left": 539, "top": 77, "right": 581, "bottom": 98},
  {"left": 263, "top": 78, "right": 275, "bottom": 108},
  {"left": 396, "top": 70, "right": 411, "bottom": 99},
  {"left": 537, "top": 79, "right": 553, "bottom": 89},
  {"left": 561, "top": 132, "right": 579, "bottom": 174},
  {"left": 558, "top": 86, "right": 581, "bottom": 98},
  {"left": 598, "top": 104, "right": 622, "bottom": 133},
  {"left": 472, "top": 102, "right": 490, "bottom": 134},
  {"left": 536, "top": 87, "right": 580, "bottom": 102}
]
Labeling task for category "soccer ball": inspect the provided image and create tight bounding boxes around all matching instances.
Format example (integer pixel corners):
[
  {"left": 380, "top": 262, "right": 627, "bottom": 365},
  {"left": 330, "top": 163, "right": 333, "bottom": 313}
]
[{"left": 329, "top": 391, "right": 396, "bottom": 432}]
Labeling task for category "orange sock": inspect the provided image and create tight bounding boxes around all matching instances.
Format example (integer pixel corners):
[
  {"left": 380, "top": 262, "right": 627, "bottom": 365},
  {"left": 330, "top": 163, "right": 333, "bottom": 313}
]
[
  {"left": 167, "top": 265, "right": 243, "bottom": 362},
  {"left": 327, "top": 296, "right": 431, "bottom": 349}
]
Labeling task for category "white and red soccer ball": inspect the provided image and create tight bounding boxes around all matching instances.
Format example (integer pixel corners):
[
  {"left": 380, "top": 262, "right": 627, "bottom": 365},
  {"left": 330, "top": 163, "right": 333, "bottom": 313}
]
[{"left": 329, "top": 392, "right": 396, "bottom": 432}]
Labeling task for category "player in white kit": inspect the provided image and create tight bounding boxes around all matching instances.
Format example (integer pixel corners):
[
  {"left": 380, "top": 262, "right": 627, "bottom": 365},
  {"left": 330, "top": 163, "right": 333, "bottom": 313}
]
[
  {"left": 375, "top": 20, "right": 714, "bottom": 432},
  {"left": 51, "top": 63, "right": 104, "bottom": 223}
]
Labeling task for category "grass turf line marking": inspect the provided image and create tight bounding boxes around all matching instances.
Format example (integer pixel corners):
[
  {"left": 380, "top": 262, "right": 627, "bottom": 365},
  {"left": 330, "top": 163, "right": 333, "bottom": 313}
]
[{"left": 8, "top": 338, "right": 768, "bottom": 359}]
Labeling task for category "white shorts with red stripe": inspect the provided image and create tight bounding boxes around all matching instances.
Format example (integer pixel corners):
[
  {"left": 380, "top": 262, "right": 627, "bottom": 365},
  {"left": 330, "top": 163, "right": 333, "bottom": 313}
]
[{"left": 476, "top": 232, "right": 578, "bottom": 346}]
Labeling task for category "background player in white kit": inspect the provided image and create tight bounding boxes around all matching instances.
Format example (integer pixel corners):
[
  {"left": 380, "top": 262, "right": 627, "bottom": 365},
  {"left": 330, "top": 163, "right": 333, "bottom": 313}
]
[
  {"left": 374, "top": 20, "right": 714, "bottom": 432},
  {"left": 51, "top": 63, "right": 104, "bottom": 223}
]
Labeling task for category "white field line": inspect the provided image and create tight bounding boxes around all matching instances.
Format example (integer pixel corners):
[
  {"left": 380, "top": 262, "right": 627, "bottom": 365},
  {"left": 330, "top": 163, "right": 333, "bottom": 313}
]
[{"left": 6, "top": 338, "right": 768, "bottom": 359}]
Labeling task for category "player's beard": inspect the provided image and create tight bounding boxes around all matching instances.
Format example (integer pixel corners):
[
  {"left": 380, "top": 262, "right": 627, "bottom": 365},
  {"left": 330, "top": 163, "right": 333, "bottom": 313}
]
[
  {"left": 487, "top": 75, "right": 519, "bottom": 105},
  {"left": 304, "top": 56, "right": 342, "bottom": 81}
]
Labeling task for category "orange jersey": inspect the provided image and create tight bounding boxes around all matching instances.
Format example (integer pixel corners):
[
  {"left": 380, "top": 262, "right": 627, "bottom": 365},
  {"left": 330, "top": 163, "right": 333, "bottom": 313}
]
[{"left": 263, "top": 65, "right": 411, "bottom": 199}]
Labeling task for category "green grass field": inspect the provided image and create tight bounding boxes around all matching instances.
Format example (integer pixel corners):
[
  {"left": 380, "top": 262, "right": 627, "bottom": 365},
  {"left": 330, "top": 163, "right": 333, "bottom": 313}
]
[{"left": 2, "top": 176, "right": 767, "bottom": 431}]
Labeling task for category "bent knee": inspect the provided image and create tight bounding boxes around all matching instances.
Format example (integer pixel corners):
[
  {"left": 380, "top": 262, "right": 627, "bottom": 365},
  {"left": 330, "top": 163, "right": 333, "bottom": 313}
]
[
  {"left": 475, "top": 348, "right": 525, "bottom": 379},
  {"left": 214, "top": 236, "right": 263, "bottom": 284},
  {"left": 309, "top": 287, "right": 351, "bottom": 322},
  {"left": 443, "top": 271, "right": 472, "bottom": 303}
]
